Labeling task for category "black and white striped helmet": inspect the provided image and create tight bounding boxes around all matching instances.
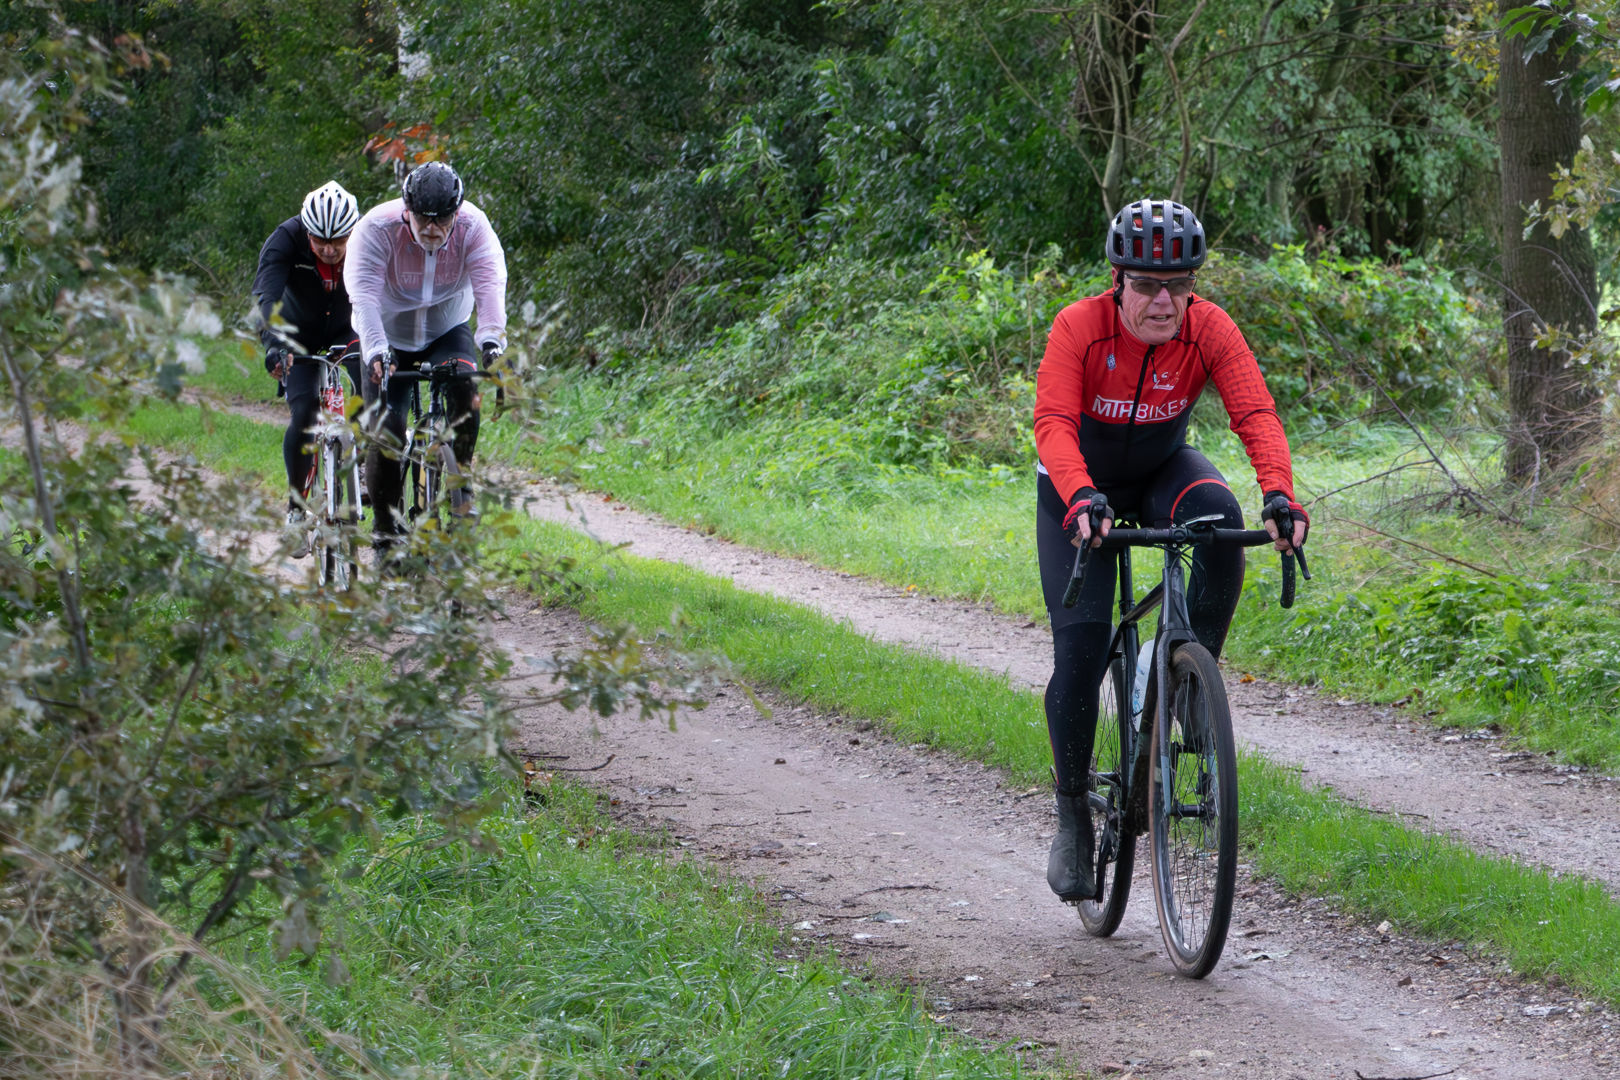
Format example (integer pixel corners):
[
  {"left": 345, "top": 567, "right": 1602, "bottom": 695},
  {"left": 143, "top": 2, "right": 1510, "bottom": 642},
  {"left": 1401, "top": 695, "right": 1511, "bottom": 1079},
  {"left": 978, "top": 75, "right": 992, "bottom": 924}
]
[{"left": 300, "top": 181, "right": 360, "bottom": 239}]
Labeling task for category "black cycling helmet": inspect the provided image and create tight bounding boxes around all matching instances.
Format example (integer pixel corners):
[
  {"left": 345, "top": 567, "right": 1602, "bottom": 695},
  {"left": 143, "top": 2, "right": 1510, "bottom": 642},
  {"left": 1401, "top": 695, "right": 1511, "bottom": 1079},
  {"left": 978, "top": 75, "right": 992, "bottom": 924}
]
[
  {"left": 402, "top": 161, "right": 464, "bottom": 218},
  {"left": 1106, "top": 198, "right": 1206, "bottom": 271}
]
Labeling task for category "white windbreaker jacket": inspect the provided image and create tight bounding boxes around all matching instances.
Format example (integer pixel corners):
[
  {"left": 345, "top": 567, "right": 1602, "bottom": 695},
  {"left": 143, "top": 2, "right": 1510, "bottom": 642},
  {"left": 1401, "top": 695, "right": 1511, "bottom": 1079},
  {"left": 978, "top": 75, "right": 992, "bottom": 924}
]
[{"left": 343, "top": 197, "right": 508, "bottom": 361}]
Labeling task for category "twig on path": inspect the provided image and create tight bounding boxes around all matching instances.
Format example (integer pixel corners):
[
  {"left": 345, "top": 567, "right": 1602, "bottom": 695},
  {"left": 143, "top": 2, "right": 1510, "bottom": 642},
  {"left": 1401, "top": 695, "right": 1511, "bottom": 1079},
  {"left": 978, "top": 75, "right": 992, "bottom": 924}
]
[
  {"left": 1354, "top": 1069, "right": 1456, "bottom": 1080},
  {"left": 550, "top": 754, "right": 616, "bottom": 772},
  {"left": 805, "top": 911, "right": 880, "bottom": 920},
  {"left": 774, "top": 809, "right": 812, "bottom": 816},
  {"left": 647, "top": 803, "right": 688, "bottom": 809},
  {"left": 709, "top": 822, "right": 761, "bottom": 829},
  {"left": 846, "top": 939, "right": 908, "bottom": 949},
  {"left": 841, "top": 884, "right": 940, "bottom": 906}
]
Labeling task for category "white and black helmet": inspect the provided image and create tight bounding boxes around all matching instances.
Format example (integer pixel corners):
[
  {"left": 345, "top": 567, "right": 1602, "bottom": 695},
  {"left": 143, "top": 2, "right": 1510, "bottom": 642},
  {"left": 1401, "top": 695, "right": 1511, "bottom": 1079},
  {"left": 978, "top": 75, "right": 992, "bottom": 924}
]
[{"left": 300, "top": 181, "right": 360, "bottom": 239}]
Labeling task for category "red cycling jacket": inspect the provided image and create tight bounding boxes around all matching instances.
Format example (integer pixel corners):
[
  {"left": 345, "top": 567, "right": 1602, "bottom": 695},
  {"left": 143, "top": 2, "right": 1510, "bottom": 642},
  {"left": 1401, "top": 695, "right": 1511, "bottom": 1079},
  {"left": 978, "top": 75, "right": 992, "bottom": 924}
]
[{"left": 1034, "top": 291, "right": 1296, "bottom": 506}]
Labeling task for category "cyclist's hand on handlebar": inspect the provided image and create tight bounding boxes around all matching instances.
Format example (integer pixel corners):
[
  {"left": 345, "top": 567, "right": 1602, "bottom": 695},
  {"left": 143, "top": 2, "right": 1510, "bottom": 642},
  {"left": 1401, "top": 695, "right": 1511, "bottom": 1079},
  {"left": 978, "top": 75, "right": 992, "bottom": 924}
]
[
  {"left": 264, "top": 347, "right": 289, "bottom": 380},
  {"left": 481, "top": 342, "right": 507, "bottom": 410},
  {"left": 1261, "top": 492, "right": 1309, "bottom": 553},
  {"left": 1062, "top": 489, "right": 1112, "bottom": 549},
  {"left": 368, "top": 352, "right": 391, "bottom": 386}
]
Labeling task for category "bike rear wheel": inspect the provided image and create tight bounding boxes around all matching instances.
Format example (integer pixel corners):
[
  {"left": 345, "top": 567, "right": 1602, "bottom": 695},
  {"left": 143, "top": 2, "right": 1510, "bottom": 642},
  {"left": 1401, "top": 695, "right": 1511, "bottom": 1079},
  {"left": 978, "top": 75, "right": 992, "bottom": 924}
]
[
  {"left": 1078, "top": 655, "right": 1136, "bottom": 936},
  {"left": 1148, "top": 642, "right": 1238, "bottom": 978}
]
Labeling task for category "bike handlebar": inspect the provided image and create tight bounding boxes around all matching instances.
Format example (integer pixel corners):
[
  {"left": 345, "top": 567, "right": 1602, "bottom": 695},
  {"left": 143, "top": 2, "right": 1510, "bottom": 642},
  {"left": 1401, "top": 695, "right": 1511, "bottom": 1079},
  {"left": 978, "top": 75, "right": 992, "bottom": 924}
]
[
  {"left": 1062, "top": 524, "right": 1311, "bottom": 610},
  {"left": 378, "top": 362, "right": 492, "bottom": 394},
  {"left": 286, "top": 345, "right": 359, "bottom": 365}
]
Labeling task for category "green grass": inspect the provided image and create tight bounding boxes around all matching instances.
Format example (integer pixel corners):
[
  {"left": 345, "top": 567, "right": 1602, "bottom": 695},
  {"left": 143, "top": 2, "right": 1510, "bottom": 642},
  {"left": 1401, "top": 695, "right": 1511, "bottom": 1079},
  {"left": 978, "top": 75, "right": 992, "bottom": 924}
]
[
  {"left": 154, "top": 356, "right": 1620, "bottom": 1013},
  {"left": 225, "top": 784, "right": 1035, "bottom": 1079}
]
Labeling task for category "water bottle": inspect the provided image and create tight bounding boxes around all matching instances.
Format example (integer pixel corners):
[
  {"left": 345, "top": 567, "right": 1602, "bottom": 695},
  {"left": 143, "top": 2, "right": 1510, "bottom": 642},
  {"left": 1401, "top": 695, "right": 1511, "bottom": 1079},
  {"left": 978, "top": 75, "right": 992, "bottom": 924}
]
[{"left": 1130, "top": 639, "right": 1153, "bottom": 720}]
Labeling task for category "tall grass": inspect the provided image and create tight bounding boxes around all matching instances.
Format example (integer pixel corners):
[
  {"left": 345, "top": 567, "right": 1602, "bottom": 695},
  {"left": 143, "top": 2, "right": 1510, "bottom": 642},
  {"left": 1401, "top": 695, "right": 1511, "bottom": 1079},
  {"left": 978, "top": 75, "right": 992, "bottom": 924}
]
[{"left": 231, "top": 784, "right": 1031, "bottom": 1079}]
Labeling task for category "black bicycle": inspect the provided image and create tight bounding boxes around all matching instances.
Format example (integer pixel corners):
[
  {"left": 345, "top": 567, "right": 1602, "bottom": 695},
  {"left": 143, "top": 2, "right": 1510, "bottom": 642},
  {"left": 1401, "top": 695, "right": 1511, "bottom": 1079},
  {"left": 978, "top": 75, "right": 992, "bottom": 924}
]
[
  {"left": 289, "top": 345, "right": 362, "bottom": 591},
  {"left": 380, "top": 360, "right": 485, "bottom": 538},
  {"left": 1064, "top": 508, "right": 1309, "bottom": 978}
]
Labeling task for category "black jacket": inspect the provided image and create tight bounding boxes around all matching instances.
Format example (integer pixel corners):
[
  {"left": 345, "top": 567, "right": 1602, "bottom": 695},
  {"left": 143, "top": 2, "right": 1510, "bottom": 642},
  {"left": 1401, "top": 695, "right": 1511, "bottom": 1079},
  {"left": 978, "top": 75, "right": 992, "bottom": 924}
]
[{"left": 252, "top": 216, "right": 356, "bottom": 354}]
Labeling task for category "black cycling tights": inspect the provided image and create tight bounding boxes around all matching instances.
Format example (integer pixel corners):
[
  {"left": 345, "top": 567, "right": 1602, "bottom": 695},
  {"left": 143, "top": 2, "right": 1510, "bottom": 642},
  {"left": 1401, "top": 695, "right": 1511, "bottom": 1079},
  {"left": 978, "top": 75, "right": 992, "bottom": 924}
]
[{"left": 1036, "top": 448, "right": 1246, "bottom": 793}]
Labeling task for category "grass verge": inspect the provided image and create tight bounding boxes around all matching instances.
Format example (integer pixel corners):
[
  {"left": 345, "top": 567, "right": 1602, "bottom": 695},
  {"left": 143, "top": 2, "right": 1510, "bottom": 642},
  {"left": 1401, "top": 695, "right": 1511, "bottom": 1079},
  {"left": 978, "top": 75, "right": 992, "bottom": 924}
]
[{"left": 226, "top": 783, "right": 1035, "bottom": 1079}]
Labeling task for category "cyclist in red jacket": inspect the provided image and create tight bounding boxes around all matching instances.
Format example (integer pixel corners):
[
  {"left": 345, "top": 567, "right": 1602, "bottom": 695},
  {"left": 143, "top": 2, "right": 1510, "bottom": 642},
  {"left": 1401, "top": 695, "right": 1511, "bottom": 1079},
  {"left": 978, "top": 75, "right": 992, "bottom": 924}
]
[{"left": 1035, "top": 198, "right": 1309, "bottom": 901}]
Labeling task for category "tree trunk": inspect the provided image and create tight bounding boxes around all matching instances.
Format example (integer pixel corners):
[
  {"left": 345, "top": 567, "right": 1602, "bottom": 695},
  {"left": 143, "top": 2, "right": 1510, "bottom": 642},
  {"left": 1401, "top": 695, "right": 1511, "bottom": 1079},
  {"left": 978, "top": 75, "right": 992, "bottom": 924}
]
[
  {"left": 1498, "top": 3, "right": 1600, "bottom": 486},
  {"left": 1069, "top": 0, "right": 1156, "bottom": 216}
]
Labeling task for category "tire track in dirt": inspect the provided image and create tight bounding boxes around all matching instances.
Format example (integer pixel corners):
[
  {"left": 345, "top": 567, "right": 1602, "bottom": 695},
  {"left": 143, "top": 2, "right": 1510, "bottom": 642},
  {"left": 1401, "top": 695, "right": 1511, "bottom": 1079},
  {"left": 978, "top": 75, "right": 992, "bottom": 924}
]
[
  {"left": 215, "top": 395, "right": 1620, "bottom": 1075},
  {"left": 513, "top": 478, "right": 1620, "bottom": 898}
]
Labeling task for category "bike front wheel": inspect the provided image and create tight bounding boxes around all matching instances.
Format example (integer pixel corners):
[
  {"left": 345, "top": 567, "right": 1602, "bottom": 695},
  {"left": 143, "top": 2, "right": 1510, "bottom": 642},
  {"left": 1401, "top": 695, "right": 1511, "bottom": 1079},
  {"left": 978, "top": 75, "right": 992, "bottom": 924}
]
[
  {"left": 1078, "top": 655, "right": 1136, "bottom": 937},
  {"left": 314, "top": 437, "right": 359, "bottom": 592},
  {"left": 1148, "top": 642, "right": 1238, "bottom": 978}
]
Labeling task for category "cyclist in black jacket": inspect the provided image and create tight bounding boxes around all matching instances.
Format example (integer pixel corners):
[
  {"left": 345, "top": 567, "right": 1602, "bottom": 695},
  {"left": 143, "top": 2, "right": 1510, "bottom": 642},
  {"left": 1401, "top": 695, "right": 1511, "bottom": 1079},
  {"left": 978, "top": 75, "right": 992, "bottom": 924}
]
[{"left": 253, "top": 181, "right": 364, "bottom": 555}]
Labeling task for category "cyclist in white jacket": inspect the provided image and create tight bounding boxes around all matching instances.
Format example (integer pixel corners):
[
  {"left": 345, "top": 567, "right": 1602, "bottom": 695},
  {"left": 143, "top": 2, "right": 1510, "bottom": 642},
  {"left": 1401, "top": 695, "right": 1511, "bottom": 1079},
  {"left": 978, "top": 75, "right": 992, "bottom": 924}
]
[{"left": 343, "top": 161, "right": 508, "bottom": 557}]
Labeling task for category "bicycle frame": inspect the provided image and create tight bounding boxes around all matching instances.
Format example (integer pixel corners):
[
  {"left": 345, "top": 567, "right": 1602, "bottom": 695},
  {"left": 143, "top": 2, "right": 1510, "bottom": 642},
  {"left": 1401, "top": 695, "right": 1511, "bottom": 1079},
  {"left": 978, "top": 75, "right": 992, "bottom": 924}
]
[
  {"left": 382, "top": 362, "right": 485, "bottom": 523},
  {"left": 1079, "top": 516, "right": 1297, "bottom": 832},
  {"left": 1106, "top": 534, "right": 1217, "bottom": 836},
  {"left": 1070, "top": 513, "right": 1308, "bottom": 975}
]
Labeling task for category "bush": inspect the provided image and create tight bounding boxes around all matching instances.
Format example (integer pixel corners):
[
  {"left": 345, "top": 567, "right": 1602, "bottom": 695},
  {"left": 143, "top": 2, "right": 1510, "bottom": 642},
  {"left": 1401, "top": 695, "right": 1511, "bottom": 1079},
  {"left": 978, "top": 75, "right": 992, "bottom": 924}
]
[{"left": 1204, "top": 245, "right": 1495, "bottom": 425}]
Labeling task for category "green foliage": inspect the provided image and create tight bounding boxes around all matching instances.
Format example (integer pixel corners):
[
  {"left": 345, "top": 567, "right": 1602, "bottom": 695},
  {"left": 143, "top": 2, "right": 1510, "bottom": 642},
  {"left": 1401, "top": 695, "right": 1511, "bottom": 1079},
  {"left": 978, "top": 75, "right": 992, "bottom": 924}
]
[
  {"left": 61, "top": 0, "right": 397, "bottom": 290},
  {"left": 0, "top": 24, "right": 694, "bottom": 1074},
  {"left": 229, "top": 786, "right": 1031, "bottom": 1078},
  {"left": 1282, "top": 563, "right": 1619, "bottom": 715},
  {"left": 1205, "top": 245, "right": 1495, "bottom": 423}
]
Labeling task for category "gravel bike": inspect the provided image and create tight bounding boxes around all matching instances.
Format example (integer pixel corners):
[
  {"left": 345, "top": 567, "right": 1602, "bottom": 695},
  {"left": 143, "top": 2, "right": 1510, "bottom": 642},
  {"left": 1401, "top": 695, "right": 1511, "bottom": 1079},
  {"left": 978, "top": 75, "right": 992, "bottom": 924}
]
[
  {"left": 380, "top": 359, "right": 485, "bottom": 538},
  {"left": 1064, "top": 508, "right": 1309, "bottom": 978},
  {"left": 289, "top": 345, "right": 362, "bottom": 590}
]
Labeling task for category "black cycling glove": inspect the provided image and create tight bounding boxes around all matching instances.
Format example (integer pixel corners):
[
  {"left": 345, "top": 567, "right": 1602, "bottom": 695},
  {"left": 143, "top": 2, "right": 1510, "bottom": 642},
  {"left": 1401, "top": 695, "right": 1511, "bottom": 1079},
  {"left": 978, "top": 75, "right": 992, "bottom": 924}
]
[
  {"left": 1261, "top": 492, "right": 1309, "bottom": 546},
  {"left": 1061, "top": 488, "right": 1111, "bottom": 543},
  {"left": 264, "top": 346, "right": 289, "bottom": 376},
  {"left": 481, "top": 342, "right": 507, "bottom": 407}
]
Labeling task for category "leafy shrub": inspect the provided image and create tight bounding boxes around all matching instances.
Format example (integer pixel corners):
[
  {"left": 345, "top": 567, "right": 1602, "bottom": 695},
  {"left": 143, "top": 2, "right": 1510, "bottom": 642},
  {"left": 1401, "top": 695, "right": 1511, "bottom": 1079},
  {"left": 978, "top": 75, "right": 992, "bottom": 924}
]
[
  {"left": 1284, "top": 563, "right": 1620, "bottom": 713},
  {"left": 1204, "top": 245, "right": 1495, "bottom": 424}
]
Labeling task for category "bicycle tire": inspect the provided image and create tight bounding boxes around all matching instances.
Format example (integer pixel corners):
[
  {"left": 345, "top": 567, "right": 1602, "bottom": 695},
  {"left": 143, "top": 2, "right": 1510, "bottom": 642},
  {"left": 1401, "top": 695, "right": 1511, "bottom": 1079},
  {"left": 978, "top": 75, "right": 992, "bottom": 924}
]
[
  {"left": 1078, "top": 655, "right": 1136, "bottom": 936},
  {"left": 328, "top": 453, "right": 360, "bottom": 591},
  {"left": 314, "top": 438, "right": 359, "bottom": 592},
  {"left": 1148, "top": 641, "right": 1238, "bottom": 978},
  {"left": 431, "top": 443, "right": 470, "bottom": 521},
  {"left": 309, "top": 440, "right": 334, "bottom": 585}
]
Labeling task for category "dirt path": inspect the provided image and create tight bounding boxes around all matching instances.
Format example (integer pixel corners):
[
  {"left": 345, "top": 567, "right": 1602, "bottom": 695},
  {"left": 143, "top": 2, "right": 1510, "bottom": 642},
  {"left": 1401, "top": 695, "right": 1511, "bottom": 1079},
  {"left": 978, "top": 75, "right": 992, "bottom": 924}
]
[
  {"left": 518, "top": 480, "right": 1620, "bottom": 897},
  {"left": 506, "top": 604, "right": 1618, "bottom": 1080}
]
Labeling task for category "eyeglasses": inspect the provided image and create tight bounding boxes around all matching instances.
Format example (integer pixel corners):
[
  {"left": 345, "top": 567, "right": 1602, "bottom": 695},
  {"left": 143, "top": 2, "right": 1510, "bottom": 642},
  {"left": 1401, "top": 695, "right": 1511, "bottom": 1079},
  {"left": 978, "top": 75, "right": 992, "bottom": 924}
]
[
  {"left": 1122, "top": 272, "right": 1196, "bottom": 298},
  {"left": 412, "top": 209, "right": 457, "bottom": 228}
]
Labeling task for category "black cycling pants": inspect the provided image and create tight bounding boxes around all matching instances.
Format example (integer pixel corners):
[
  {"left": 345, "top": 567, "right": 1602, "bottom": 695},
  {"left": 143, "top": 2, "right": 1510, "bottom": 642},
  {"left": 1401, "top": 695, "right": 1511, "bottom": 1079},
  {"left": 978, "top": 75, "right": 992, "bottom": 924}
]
[
  {"left": 284, "top": 346, "right": 361, "bottom": 509},
  {"left": 1035, "top": 447, "right": 1245, "bottom": 792},
  {"left": 361, "top": 323, "right": 482, "bottom": 542}
]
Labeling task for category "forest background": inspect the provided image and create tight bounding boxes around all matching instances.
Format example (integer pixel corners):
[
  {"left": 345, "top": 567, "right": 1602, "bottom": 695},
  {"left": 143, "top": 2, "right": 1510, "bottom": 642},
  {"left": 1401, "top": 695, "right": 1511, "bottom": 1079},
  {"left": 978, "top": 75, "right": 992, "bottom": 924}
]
[{"left": 5, "top": 0, "right": 1620, "bottom": 1076}]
